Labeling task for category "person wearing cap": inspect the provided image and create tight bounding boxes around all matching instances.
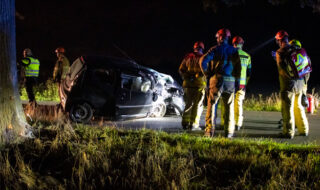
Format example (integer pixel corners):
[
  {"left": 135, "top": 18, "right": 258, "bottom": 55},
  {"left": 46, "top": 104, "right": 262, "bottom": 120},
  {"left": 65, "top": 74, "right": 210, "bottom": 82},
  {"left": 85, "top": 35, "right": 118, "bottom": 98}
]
[
  {"left": 53, "top": 47, "right": 70, "bottom": 83},
  {"left": 199, "top": 28, "right": 241, "bottom": 138},
  {"left": 179, "top": 41, "right": 206, "bottom": 130},
  {"left": 232, "top": 36, "right": 251, "bottom": 131},
  {"left": 274, "top": 30, "right": 309, "bottom": 139},
  {"left": 21, "top": 48, "right": 40, "bottom": 104}
]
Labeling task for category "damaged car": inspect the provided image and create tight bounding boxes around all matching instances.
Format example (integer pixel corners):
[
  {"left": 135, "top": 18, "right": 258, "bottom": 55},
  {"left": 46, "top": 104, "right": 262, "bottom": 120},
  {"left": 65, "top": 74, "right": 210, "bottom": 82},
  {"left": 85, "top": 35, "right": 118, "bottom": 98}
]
[{"left": 59, "top": 55, "right": 184, "bottom": 123}]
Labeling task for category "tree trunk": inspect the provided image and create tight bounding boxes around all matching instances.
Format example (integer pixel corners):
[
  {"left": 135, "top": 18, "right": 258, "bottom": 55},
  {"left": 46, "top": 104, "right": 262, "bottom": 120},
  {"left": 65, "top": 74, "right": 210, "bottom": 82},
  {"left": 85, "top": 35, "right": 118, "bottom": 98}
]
[{"left": 0, "top": 0, "right": 30, "bottom": 144}]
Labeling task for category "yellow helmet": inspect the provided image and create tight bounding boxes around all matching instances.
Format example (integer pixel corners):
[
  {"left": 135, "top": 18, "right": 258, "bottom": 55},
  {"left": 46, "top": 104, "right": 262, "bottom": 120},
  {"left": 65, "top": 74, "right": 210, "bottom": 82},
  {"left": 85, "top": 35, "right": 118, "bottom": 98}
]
[{"left": 289, "top": 39, "right": 302, "bottom": 48}]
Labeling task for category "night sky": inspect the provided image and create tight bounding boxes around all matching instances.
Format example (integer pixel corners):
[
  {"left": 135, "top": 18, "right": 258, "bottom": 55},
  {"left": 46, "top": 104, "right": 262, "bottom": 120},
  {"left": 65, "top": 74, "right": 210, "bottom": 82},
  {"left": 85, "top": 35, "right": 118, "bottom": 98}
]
[{"left": 15, "top": 0, "right": 320, "bottom": 95}]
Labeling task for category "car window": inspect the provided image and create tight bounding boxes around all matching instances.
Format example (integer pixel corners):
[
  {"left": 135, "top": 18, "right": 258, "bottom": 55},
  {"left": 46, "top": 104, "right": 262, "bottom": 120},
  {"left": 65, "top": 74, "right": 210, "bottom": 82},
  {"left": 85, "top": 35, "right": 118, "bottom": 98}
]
[
  {"left": 121, "top": 73, "right": 151, "bottom": 93},
  {"left": 93, "top": 69, "right": 115, "bottom": 85}
]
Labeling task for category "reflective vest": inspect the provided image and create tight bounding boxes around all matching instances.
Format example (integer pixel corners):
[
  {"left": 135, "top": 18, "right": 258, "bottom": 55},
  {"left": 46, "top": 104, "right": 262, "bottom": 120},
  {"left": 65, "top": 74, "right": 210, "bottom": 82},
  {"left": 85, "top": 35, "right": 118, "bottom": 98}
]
[
  {"left": 238, "top": 49, "right": 251, "bottom": 87},
  {"left": 22, "top": 57, "right": 40, "bottom": 77}
]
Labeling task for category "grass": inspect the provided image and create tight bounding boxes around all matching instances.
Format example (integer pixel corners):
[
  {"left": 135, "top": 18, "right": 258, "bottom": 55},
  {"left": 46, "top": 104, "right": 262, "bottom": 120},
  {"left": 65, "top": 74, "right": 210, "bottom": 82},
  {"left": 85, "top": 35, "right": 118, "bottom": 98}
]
[
  {"left": 20, "top": 79, "right": 60, "bottom": 102},
  {"left": 1, "top": 123, "right": 320, "bottom": 190},
  {"left": 1, "top": 91, "right": 320, "bottom": 189},
  {"left": 244, "top": 93, "right": 281, "bottom": 111}
]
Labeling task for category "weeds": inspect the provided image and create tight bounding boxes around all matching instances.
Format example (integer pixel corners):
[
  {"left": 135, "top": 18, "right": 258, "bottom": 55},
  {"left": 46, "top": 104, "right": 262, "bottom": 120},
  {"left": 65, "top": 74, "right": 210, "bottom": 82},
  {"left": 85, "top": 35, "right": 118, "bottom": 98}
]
[
  {"left": 1, "top": 124, "right": 320, "bottom": 190},
  {"left": 244, "top": 93, "right": 281, "bottom": 111},
  {"left": 5, "top": 83, "right": 319, "bottom": 189},
  {"left": 20, "top": 79, "right": 60, "bottom": 102}
]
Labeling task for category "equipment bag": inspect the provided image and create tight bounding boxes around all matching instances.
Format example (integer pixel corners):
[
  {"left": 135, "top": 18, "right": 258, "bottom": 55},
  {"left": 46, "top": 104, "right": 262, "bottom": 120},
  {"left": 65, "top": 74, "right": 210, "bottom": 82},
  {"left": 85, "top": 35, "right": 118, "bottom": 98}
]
[{"left": 285, "top": 48, "right": 312, "bottom": 79}]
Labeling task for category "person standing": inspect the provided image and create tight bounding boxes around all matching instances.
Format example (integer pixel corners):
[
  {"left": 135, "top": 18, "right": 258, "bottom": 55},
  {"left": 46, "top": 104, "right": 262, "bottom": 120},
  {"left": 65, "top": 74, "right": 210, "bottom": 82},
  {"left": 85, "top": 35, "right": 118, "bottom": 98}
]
[
  {"left": 179, "top": 41, "right": 206, "bottom": 130},
  {"left": 232, "top": 36, "right": 252, "bottom": 130},
  {"left": 53, "top": 47, "right": 70, "bottom": 83},
  {"left": 274, "top": 30, "right": 309, "bottom": 138},
  {"left": 21, "top": 48, "right": 40, "bottom": 104},
  {"left": 200, "top": 28, "right": 241, "bottom": 138},
  {"left": 289, "top": 39, "right": 311, "bottom": 107}
]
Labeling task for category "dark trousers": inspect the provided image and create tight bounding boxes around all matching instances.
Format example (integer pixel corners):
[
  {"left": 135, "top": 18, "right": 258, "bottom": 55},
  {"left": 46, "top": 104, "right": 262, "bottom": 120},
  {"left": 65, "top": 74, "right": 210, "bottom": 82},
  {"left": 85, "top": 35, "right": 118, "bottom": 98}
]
[{"left": 25, "top": 77, "right": 37, "bottom": 103}]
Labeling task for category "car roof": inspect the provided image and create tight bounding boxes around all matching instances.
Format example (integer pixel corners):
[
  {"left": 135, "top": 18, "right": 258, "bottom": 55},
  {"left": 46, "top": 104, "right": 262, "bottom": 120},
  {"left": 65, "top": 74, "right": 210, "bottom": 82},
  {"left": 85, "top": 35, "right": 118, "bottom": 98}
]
[{"left": 81, "top": 55, "right": 141, "bottom": 70}]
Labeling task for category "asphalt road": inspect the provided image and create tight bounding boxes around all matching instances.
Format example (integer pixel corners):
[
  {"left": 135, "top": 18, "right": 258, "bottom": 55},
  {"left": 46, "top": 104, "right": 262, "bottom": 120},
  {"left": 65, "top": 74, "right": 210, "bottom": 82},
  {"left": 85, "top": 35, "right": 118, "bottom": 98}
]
[
  {"left": 103, "top": 110, "right": 320, "bottom": 145},
  {"left": 23, "top": 101, "right": 320, "bottom": 144}
]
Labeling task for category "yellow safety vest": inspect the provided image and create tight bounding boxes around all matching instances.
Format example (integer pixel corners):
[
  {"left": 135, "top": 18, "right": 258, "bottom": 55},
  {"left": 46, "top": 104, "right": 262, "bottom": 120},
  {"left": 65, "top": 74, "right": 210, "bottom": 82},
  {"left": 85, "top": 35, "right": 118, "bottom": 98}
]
[
  {"left": 22, "top": 57, "right": 40, "bottom": 77},
  {"left": 238, "top": 49, "right": 251, "bottom": 86}
]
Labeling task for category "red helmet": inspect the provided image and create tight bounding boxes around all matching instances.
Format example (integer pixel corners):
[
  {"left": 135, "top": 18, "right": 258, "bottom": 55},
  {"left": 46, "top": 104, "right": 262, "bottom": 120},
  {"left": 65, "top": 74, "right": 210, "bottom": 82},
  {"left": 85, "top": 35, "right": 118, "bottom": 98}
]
[
  {"left": 55, "top": 47, "right": 65, "bottom": 53},
  {"left": 232, "top": 36, "right": 244, "bottom": 45},
  {"left": 275, "top": 30, "right": 289, "bottom": 40},
  {"left": 216, "top": 28, "right": 231, "bottom": 39},
  {"left": 193, "top": 41, "right": 204, "bottom": 50}
]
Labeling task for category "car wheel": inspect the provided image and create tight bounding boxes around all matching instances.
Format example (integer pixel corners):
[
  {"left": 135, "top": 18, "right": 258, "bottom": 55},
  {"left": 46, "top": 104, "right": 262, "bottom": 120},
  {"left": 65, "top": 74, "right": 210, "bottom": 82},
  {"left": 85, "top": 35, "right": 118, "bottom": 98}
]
[
  {"left": 150, "top": 102, "right": 166, "bottom": 117},
  {"left": 69, "top": 103, "right": 93, "bottom": 123}
]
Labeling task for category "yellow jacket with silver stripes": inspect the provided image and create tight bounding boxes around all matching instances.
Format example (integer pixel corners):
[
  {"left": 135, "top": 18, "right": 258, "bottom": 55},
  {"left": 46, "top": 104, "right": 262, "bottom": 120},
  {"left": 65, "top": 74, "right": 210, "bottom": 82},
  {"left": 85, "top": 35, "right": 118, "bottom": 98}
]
[
  {"left": 21, "top": 57, "right": 40, "bottom": 77},
  {"left": 237, "top": 49, "right": 251, "bottom": 89}
]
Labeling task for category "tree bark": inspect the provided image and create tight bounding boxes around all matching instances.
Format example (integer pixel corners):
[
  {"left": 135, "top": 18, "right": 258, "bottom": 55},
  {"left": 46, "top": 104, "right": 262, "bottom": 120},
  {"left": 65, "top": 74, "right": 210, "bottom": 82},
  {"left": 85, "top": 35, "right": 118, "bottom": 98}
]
[{"left": 0, "top": 0, "right": 30, "bottom": 144}]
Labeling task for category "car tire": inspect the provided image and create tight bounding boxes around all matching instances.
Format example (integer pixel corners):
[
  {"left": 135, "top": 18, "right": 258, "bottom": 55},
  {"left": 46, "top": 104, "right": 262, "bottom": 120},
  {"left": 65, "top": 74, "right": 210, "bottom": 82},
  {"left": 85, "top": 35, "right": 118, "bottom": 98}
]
[
  {"left": 150, "top": 102, "right": 166, "bottom": 117},
  {"left": 69, "top": 102, "right": 93, "bottom": 123}
]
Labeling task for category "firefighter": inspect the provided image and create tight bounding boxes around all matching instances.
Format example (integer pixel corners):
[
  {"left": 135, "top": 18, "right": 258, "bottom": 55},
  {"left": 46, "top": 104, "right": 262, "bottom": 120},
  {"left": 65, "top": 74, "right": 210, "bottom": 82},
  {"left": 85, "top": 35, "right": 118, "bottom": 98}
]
[
  {"left": 274, "top": 30, "right": 309, "bottom": 138},
  {"left": 289, "top": 39, "right": 310, "bottom": 107},
  {"left": 179, "top": 41, "right": 206, "bottom": 130},
  {"left": 199, "top": 28, "right": 241, "bottom": 138},
  {"left": 21, "top": 48, "right": 40, "bottom": 104},
  {"left": 232, "top": 36, "right": 252, "bottom": 130},
  {"left": 53, "top": 47, "right": 70, "bottom": 83}
]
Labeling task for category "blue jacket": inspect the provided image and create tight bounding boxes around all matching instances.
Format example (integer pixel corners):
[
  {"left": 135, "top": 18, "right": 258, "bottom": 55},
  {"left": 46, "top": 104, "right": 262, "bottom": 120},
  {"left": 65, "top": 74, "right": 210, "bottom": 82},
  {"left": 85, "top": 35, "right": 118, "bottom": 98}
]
[{"left": 200, "top": 43, "right": 241, "bottom": 89}]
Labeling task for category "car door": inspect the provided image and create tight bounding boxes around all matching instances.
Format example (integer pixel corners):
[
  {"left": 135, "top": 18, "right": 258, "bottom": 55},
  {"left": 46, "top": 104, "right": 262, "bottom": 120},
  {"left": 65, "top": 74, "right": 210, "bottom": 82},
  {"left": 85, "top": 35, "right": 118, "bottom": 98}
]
[{"left": 116, "top": 72, "right": 153, "bottom": 118}]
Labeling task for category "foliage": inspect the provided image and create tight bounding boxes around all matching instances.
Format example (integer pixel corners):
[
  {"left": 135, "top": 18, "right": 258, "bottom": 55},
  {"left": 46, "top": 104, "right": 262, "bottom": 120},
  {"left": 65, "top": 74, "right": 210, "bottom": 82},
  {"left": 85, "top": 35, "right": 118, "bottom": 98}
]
[
  {"left": 244, "top": 93, "right": 281, "bottom": 111},
  {"left": 1, "top": 125, "right": 320, "bottom": 190},
  {"left": 20, "top": 79, "right": 60, "bottom": 102}
]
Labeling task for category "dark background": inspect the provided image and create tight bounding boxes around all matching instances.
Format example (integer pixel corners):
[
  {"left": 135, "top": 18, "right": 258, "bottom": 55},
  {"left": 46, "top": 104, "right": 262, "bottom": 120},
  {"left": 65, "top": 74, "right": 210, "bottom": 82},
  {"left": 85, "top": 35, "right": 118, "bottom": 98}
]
[{"left": 15, "top": 0, "right": 320, "bottom": 95}]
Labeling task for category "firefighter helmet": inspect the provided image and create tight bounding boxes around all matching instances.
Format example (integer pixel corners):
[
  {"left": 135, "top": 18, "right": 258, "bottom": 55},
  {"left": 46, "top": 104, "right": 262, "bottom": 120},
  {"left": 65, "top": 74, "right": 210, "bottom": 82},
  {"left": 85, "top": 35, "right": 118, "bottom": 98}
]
[
  {"left": 232, "top": 36, "right": 244, "bottom": 45},
  {"left": 23, "top": 48, "right": 32, "bottom": 56},
  {"left": 275, "top": 30, "right": 289, "bottom": 40},
  {"left": 193, "top": 41, "right": 204, "bottom": 50},
  {"left": 289, "top": 39, "right": 302, "bottom": 48},
  {"left": 55, "top": 47, "right": 65, "bottom": 53},
  {"left": 216, "top": 28, "right": 231, "bottom": 39}
]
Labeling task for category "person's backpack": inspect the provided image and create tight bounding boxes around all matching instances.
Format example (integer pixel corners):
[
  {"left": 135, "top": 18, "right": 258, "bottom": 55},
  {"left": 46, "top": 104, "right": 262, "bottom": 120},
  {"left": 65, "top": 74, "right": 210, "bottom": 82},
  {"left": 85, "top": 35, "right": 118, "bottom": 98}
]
[{"left": 285, "top": 47, "right": 312, "bottom": 79}]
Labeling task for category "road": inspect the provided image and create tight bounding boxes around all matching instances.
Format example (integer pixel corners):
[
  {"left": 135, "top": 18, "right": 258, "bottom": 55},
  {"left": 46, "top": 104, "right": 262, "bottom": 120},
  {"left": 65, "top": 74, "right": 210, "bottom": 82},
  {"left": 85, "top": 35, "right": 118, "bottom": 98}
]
[
  {"left": 24, "top": 101, "right": 320, "bottom": 144},
  {"left": 104, "top": 110, "right": 320, "bottom": 144}
]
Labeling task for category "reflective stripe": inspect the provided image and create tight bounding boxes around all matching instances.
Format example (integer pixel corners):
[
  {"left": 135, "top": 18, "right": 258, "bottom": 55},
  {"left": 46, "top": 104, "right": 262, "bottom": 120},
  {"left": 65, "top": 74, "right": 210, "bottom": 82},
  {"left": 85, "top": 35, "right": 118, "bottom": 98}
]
[
  {"left": 25, "top": 73, "right": 39, "bottom": 77},
  {"left": 223, "top": 76, "right": 235, "bottom": 82},
  {"left": 238, "top": 49, "right": 251, "bottom": 86},
  {"left": 25, "top": 57, "right": 40, "bottom": 77}
]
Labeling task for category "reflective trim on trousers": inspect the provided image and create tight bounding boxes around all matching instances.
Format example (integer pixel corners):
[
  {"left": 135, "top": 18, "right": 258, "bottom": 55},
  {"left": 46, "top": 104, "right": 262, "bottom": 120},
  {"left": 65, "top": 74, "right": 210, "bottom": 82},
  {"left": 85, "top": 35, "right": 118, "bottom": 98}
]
[
  {"left": 234, "top": 89, "right": 245, "bottom": 127},
  {"left": 281, "top": 91, "right": 309, "bottom": 136},
  {"left": 182, "top": 88, "right": 205, "bottom": 127}
]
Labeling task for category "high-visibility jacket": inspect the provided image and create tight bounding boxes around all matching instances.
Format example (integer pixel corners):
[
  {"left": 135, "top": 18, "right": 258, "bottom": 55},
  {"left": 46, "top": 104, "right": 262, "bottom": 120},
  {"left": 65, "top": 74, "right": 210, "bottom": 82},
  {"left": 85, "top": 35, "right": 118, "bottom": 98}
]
[
  {"left": 276, "top": 45, "right": 304, "bottom": 92},
  {"left": 237, "top": 49, "right": 251, "bottom": 89},
  {"left": 179, "top": 52, "right": 206, "bottom": 88},
  {"left": 21, "top": 57, "right": 40, "bottom": 77}
]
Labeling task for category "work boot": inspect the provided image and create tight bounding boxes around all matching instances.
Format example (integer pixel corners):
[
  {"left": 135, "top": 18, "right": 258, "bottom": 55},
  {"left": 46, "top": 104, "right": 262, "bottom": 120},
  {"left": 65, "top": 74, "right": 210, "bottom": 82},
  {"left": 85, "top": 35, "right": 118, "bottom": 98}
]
[
  {"left": 298, "top": 132, "right": 308, "bottom": 137},
  {"left": 191, "top": 123, "right": 202, "bottom": 131},
  {"left": 204, "top": 127, "right": 215, "bottom": 137},
  {"left": 278, "top": 133, "right": 294, "bottom": 139},
  {"left": 225, "top": 133, "right": 235, "bottom": 139},
  {"left": 235, "top": 125, "right": 241, "bottom": 131},
  {"left": 182, "top": 122, "right": 191, "bottom": 130}
]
